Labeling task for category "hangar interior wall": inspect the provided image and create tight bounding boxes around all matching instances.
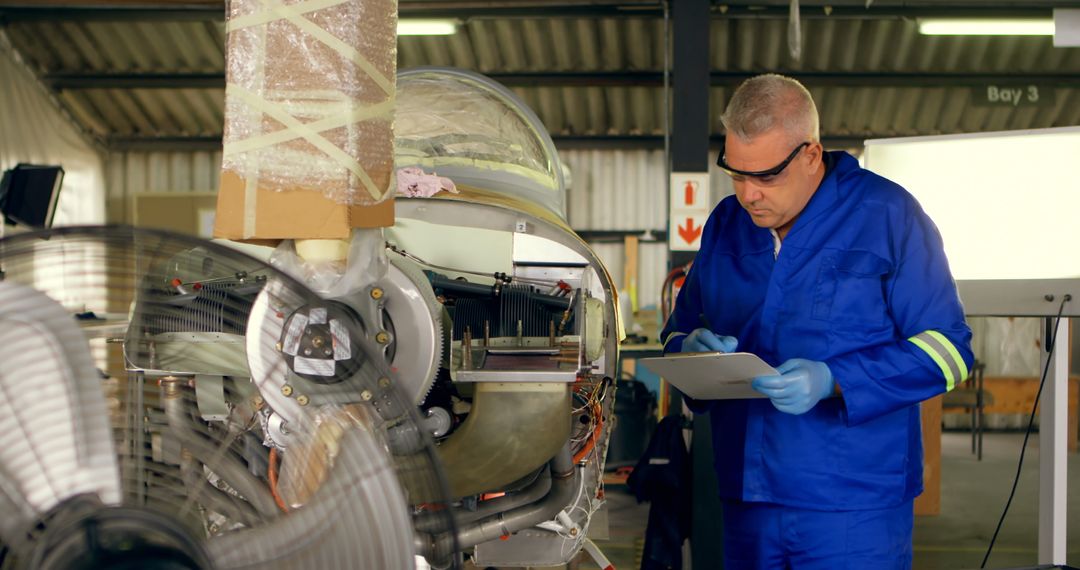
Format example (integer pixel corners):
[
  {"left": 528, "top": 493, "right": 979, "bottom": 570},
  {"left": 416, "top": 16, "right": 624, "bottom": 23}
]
[
  {"left": 0, "top": 42, "right": 1058, "bottom": 383},
  {"left": 0, "top": 31, "right": 104, "bottom": 227}
]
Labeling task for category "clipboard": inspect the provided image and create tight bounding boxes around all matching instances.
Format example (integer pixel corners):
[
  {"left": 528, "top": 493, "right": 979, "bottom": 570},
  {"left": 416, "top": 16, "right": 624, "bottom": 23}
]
[{"left": 639, "top": 352, "right": 777, "bottom": 400}]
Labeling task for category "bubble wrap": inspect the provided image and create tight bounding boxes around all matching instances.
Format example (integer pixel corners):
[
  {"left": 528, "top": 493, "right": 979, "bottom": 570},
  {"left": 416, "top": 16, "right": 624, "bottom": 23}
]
[{"left": 222, "top": 0, "right": 396, "bottom": 206}]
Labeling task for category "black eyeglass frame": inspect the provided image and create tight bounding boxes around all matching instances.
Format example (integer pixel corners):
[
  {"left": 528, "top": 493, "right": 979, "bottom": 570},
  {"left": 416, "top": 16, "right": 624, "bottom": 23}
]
[{"left": 716, "top": 140, "right": 811, "bottom": 178}]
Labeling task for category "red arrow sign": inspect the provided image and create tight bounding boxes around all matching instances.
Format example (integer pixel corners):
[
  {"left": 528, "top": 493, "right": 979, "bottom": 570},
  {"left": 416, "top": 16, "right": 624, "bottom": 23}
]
[
  {"left": 684, "top": 181, "right": 696, "bottom": 206},
  {"left": 678, "top": 217, "right": 703, "bottom": 244}
]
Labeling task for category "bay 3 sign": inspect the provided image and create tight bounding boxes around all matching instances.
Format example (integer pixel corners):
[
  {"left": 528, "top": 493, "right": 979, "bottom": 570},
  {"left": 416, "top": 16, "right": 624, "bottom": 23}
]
[{"left": 973, "top": 85, "right": 1055, "bottom": 107}]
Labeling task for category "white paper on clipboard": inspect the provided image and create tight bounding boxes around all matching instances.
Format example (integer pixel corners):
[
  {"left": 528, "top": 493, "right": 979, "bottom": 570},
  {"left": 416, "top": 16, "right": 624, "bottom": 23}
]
[{"left": 639, "top": 352, "right": 777, "bottom": 400}]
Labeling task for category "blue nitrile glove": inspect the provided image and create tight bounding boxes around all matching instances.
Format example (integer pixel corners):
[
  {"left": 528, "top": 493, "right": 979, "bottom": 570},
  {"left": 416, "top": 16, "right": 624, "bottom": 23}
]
[
  {"left": 681, "top": 328, "right": 739, "bottom": 353},
  {"left": 751, "top": 358, "right": 834, "bottom": 415}
]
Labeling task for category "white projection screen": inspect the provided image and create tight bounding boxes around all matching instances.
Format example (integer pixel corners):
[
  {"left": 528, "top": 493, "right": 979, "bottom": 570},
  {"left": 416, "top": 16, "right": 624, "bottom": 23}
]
[{"left": 862, "top": 126, "right": 1080, "bottom": 316}]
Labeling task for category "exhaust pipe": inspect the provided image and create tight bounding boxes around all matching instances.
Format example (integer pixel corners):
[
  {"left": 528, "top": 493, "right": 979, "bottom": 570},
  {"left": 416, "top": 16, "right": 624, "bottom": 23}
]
[{"left": 415, "top": 443, "right": 578, "bottom": 560}]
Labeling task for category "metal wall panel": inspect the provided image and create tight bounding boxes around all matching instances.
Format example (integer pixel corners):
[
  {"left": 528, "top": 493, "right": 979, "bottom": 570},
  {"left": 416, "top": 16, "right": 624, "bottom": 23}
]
[
  {"left": 561, "top": 148, "right": 666, "bottom": 314},
  {"left": 558, "top": 147, "right": 737, "bottom": 315},
  {"left": 0, "top": 32, "right": 104, "bottom": 226},
  {"left": 561, "top": 148, "right": 732, "bottom": 226},
  {"left": 557, "top": 148, "right": 701, "bottom": 316},
  {"left": 104, "top": 150, "right": 221, "bottom": 224},
  {"left": 590, "top": 240, "right": 669, "bottom": 325},
  {"left": 561, "top": 148, "right": 667, "bottom": 230}
]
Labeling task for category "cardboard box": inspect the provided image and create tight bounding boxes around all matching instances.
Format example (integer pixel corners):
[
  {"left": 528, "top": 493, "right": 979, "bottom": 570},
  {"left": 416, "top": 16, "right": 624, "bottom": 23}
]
[
  {"left": 214, "top": 0, "right": 396, "bottom": 241},
  {"left": 133, "top": 192, "right": 219, "bottom": 238},
  {"left": 214, "top": 172, "right": 394, "bottom": 241}
]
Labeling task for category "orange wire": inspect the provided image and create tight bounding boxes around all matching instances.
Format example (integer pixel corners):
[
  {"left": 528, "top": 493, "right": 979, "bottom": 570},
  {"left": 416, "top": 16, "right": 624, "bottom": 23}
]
[
  {"left": 268, "top": 448, "right": 289, "bottom": 513},
  {"left": 572, "top": 401, "right": 604, "bottom": 464}
]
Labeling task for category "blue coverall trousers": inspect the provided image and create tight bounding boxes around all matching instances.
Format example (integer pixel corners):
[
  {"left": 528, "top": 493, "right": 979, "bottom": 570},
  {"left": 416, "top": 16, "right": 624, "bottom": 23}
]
[{"left": 721, "top": 499, "right": 914, "bottom": 570}]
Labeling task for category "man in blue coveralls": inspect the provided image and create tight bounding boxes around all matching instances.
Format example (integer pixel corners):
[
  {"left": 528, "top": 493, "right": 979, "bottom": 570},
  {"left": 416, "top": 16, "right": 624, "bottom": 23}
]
[{"left": 660, "top": 74, "right": 974, "bottom": 569}]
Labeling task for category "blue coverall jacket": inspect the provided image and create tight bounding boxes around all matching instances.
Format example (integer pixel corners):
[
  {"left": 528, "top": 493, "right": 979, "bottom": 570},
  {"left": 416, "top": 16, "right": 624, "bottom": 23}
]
[{"left": 661, "top": 151, "right": 974, "bottom": 511}]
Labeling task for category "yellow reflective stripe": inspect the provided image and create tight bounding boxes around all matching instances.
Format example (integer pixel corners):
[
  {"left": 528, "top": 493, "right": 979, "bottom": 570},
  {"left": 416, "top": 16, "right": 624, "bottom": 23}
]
[
  {"left": 662, "top": 331, "right": 687, "bottom": 350},
  {"left": 909, "top": 337, "right": 955, "bottom": 390},
  {"left": 908, "top": 330, "right": 967, "bottom": 392},
  {"left": 924, "top": 330, "right": 969, "bottom": 383}
]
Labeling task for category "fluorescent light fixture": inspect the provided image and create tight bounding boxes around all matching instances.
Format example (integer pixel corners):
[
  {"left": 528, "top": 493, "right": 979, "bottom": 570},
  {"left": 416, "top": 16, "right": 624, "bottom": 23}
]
[
  {"left": 918, "top": 18, "right": 1054, "bottom": 36},
  {"left": 398, "top": 19, "right": 458, "bottom": 36}
]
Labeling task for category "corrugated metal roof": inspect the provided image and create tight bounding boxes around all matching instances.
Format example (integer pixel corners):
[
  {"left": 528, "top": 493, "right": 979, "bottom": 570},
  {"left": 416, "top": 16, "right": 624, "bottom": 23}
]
[
  {"left": 3, "top": 10, "right": 1079, "bottom": 147},
  {"left": 6, "top": 19, "right": 224, "bottom": 72},
  {"left": 56, "top": 88, "right": 225, "bottom": 136}
]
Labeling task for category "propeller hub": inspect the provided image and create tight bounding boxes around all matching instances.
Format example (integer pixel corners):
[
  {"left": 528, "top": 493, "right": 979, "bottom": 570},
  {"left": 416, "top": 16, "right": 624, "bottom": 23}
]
[{"left": 279, "top": 301, "right": 365, "bottom": 384}]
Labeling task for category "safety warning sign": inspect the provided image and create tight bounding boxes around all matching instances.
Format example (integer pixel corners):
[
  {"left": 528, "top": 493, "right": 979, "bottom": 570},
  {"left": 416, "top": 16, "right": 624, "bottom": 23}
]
[{"left": 669, "top": 172, "right": 711, "bottom": 251}]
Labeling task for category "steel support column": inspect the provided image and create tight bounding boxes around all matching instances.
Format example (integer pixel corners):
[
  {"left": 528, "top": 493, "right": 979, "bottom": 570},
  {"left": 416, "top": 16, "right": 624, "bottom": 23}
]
[
  {"left": 668, "top": 0, "right": 725, "bottom": 566},
  {"left": 1039, "top": 316, "right": 1069, "bottom": 564}
]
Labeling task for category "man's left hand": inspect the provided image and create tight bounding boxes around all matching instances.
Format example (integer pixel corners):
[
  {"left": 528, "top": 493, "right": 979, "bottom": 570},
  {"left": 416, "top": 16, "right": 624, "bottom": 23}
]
[{"left": 751, "top": 358, "right": 834, "bottom": 415}]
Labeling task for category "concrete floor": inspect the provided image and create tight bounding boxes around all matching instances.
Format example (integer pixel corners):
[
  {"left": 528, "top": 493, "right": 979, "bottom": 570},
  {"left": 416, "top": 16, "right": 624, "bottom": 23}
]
[
  {"left": 567, "top": 431, "right": 1080, "bottom": 570},
  {"left": 913, "top": 431, "right": 1080, "bottom": 570}
]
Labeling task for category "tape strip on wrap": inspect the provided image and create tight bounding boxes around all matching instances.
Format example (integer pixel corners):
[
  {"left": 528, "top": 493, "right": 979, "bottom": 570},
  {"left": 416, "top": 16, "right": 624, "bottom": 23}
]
[{"left": 223, "top": 0, "right": 396, "bottom": 237}]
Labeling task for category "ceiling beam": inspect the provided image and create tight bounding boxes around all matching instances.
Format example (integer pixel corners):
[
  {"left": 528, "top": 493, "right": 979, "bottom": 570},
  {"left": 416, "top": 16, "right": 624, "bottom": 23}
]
[
  {"left": 45, "top": 72, "right": 225, "bottom": 90},
  {"left": 48, "top": 70, "right": 1080, "bottom": 90},
  {"left": 0, "top": 0, "right": 218, "bottom": 4},
  {"left": 0, "top": 2, "right": 222, "bottom": 21},
  {"left": 707, "top": 4, "right": 1067, "bottom": 21},
  {"left": 575, "top": 229, "right": 669, "bottom": 243},
  {"left": 105, "top": 133, "right": 874, "bottom": 152},
  {"left": 402, "top": 2, "right": 1075, "bottom": 20},
  {"left": 2, "top": 1, "right": 1077, "bottom": 21},
  {"left": 553, "top": 134, "right": 871, "bottom": 150},
  {"left": 500, "top": 71, "right": 1080, "bottom": 88},
  {"left": 107, "top": 135, "right": 223, "bottom": 152}
]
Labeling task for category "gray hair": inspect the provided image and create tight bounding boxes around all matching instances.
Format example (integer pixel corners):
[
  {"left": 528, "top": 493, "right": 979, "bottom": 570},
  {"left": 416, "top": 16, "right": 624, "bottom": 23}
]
[{"left": 720, "top": 74, "right": 820, "bottom": 144}]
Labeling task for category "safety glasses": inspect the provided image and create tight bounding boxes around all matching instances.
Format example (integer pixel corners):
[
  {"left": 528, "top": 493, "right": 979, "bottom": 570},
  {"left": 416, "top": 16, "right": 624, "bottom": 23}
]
[{"left": 717, "top": 140, "right": 810, "bottom": 180}]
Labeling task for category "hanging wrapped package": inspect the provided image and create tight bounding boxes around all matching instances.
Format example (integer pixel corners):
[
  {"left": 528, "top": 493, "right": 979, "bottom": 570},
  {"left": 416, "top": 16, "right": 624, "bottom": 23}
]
[{"left": 214, "top": 0, "right": 396, "bottom": 241}]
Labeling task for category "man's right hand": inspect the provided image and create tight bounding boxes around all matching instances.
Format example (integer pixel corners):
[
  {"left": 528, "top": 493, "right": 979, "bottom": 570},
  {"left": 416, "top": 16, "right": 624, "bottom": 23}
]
[{"left": 681, "top": 328, "right": 738, "bottom": 353}]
